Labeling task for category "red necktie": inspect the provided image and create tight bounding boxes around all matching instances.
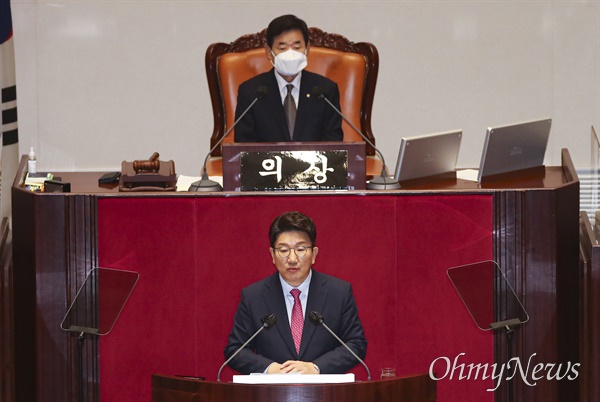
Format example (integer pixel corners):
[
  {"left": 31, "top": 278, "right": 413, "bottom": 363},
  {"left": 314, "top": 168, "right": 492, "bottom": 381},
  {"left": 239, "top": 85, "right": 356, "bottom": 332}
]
[{"left": 290, "top": 289, "right": 303, "bottom": 354}]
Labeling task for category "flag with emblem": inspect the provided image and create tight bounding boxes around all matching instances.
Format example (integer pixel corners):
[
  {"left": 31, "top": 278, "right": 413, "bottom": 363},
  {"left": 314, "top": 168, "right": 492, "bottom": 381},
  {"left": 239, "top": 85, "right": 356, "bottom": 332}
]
[{"left": 1, "top": 0, "right": 20, "bottom": 220}]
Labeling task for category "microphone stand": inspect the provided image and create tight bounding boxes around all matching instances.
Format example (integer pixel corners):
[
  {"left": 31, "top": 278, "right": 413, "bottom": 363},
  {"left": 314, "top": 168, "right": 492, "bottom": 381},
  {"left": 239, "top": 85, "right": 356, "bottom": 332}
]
[
  {"left": 506, "top": 326, "right": 515, "bottom": 402},
  {"left": 490, "top": 318, "right": 521, "bottom": 402},
  {"left": 189, "top": 88, "right": 267, "bottom": 192},
  {"left": 77, "top": 331, "right": 85, "bottom": 402},
  {"left": 314, "top": 89, "right": 400, "bottom": 190},
  {"left": 67, "top": 325, "right": 100, "bottom": 402},
  {"left": 309, "top": 311, "right": 371, "bottom": 380},
  {"left": 217, "top": 314, "right": 277, "bottom": 382}
]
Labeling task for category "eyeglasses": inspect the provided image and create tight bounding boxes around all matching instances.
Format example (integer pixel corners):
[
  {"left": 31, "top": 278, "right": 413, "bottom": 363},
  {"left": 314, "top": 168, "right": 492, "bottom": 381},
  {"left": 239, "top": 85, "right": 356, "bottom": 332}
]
[{"left": 273, "top": 246, "right": 312, "bottom": 258}]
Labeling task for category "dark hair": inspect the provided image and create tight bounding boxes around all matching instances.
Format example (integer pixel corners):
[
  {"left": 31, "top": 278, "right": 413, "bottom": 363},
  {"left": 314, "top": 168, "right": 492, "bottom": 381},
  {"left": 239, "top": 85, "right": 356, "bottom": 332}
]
[
  {"left": 269, "top": 211, "right": 317, "bottom": 247},
  {"left": 266, "top": 15, "right": 309, "bottom": 49}
]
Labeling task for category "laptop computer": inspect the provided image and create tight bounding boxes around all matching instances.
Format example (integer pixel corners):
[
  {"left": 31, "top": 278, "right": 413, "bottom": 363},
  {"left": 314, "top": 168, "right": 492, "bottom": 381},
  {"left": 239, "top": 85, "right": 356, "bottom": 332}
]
[
  {"left": 477, "top": 118, "right": 552, "bottom": 182},
  {"left": 394, "top": 130, "right": 462, "bottom": 182}
]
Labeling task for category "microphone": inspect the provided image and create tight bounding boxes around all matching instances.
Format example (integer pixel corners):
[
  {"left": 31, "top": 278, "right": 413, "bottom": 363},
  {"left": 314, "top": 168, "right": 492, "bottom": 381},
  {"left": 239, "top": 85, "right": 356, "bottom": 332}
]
[
  {"left": 311, "top": 87, "right": 400, "bottom": 190},
  {"left": 217, "top": 313, "right": 277, "bottom": 382},
  {"left": 189, "top": 86, "right": 269, "bottom": 191},
  {"left": 308, "top": 311, "right": 371, "bottom": 381}
]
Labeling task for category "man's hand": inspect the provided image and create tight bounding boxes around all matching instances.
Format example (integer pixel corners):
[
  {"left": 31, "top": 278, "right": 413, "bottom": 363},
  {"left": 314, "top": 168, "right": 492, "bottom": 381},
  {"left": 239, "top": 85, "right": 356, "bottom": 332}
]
[
  {"left": 266, "top": 363, "right": 283, "bottom": 374},
  {"left": 279, "top": 360, "right": 319, "bottom": 374},
  {"left": 266, "top": 361, "right": 319, "bottom": 374}
]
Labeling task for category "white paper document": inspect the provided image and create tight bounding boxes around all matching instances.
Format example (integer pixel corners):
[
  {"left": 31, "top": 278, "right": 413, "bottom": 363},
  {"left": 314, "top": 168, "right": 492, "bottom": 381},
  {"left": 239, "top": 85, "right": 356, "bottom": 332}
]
[
  {"left": 456, "top": 169, "right": 480, "bottom": 182},
  {"left": 232, "top": 373, "right": 355, "bottom": 384}
]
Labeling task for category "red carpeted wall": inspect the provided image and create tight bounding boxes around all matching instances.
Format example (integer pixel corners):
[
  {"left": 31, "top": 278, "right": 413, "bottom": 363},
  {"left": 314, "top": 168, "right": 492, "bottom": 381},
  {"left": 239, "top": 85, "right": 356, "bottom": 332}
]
[{"left": 97, "top": 194, "right": 494, "bottom": 401}]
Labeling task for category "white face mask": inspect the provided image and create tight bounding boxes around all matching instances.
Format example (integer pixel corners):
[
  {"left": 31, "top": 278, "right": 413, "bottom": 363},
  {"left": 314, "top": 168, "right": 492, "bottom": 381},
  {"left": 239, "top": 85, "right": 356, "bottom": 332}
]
[{"left": 271, "top": 49, "right": 308, "bottom": 77}]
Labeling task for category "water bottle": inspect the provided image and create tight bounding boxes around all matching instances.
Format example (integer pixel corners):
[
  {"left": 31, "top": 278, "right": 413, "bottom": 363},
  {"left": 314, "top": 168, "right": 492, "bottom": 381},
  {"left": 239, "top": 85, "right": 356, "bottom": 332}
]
[{"left": 28, "top": 147, "right": 37, "bottom": 174}]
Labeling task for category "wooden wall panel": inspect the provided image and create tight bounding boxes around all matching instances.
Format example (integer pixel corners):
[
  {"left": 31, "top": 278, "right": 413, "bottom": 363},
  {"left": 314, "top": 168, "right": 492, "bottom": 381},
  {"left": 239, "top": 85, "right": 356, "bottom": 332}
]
[
  {"left": 579, "top": 211, "right": 600, "bottom": 402},
  {"left": 11, "top": 188, "right": 99, "bottom": 402},
  {"left": 0, "top": 218, "right": 14, "bottom": 402}
]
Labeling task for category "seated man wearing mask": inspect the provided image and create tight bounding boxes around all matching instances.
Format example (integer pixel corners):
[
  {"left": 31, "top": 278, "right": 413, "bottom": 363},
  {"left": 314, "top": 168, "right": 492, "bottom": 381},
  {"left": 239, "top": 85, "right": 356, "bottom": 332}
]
[{"left": 233, "top": 15, "right": 344, "bottom": 143}]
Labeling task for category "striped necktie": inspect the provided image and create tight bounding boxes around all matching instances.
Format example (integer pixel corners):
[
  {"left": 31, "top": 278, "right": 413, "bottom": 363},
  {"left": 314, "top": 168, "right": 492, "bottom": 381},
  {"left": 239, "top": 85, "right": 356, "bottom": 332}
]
[{"left": 290, "top": 288, "right": 303, "bottom": 353}]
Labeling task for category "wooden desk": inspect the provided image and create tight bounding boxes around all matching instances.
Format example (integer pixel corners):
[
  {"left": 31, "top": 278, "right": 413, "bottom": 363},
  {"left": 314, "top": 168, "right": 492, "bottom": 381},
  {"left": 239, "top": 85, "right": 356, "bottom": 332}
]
[{"left": 6, "top": 150, "right": 580, "bottom": 402}]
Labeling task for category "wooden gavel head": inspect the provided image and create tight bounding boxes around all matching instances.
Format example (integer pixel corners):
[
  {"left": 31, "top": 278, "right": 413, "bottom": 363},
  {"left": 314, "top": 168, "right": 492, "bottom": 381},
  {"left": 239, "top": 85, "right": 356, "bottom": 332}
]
[{"left": 133, "top": 152, "right": 160, "bottom": 173}]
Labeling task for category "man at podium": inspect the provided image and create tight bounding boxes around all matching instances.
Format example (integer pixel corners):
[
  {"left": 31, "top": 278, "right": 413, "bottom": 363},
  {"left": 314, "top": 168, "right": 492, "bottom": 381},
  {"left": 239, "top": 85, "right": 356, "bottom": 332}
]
[
  {"left": 225, "top": 211, "right": 367, "bottom": 375},
  {"left": 233, "top": 15, "right": 344, "bottom": 143}
]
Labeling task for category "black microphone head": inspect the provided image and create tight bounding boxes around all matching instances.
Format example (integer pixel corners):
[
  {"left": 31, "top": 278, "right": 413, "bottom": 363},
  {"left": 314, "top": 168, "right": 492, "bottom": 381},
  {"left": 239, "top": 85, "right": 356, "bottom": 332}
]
[
  {"left": 311, "top": 86, "right": 325, "bottom": 99},
  {"left": 255, "top": 86, "right": 268, "bottom": 99},
  {"left": 309, "top": 311, "right": 324, "bottom": 325},
  {"left": 261, "top": 314, "right": 277, "bottom": 328}
]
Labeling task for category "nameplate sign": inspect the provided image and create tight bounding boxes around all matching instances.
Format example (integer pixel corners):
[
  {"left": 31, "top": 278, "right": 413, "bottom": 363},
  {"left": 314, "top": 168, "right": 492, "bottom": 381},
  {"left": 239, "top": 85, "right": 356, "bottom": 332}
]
[
  {"left": 240, "top": 150, "right": 348, "bottom": 190},
  {"left": 222, "top": 142, "right": 367, "bottom": 191}
]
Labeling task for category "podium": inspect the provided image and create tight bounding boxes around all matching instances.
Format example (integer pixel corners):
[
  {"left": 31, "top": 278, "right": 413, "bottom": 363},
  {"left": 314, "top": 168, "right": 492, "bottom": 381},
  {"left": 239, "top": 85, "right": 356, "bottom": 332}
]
[
  {"left": 7, "top": 150, "right": 580, "bottom": 402},
  {"left": 151, "top": 373, "right": 436, "bottom": 402}
]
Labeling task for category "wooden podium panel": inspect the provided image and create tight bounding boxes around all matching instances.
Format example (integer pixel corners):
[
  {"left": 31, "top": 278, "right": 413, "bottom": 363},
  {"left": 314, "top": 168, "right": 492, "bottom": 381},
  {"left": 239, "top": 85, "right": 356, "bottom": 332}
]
[
  {"left": 151, "top": 373, "right": 436, "bottom": 402},
  {"left": 579, "top": 211, "right": 600, "bottom": 402},
  {"left": 6, "top": 150, "right": 581, "bottom": 402}
]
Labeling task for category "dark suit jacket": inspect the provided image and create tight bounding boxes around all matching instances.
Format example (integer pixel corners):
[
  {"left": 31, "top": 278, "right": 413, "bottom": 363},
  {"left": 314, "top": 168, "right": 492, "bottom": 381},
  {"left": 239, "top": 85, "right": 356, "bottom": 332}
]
[
  {"left": 233, "top": 69, "right": 344, "bottom": 142},
  {"left": 224, "top": 270, "right": 367, "bottom": 375}
]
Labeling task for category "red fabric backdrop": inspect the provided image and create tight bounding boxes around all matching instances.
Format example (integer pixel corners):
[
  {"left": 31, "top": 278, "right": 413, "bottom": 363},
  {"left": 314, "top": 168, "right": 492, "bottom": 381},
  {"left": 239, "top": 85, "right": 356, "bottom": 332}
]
[{"left": 97, "top": 194, "right": 494, "bottom": 401}]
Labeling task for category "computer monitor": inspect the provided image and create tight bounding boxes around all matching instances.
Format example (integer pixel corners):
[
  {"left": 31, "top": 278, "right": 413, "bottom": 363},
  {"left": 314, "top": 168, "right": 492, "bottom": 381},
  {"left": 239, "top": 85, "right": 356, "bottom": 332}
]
[
  {"left": 394, "top": 130, "right": 462, "bottom": 182},
  {"left": 477, "top": 118, "right": 552, "bottom": 182}
]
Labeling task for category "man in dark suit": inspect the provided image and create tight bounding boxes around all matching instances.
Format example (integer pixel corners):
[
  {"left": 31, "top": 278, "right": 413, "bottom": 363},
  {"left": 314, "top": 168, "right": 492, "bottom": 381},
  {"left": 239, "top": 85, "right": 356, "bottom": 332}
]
[
  {"left": 224, "top": 211, "right": 367, "bottom": 375},
  {"left": 233, "top": 15, "right": 344, "bottom": 143}
]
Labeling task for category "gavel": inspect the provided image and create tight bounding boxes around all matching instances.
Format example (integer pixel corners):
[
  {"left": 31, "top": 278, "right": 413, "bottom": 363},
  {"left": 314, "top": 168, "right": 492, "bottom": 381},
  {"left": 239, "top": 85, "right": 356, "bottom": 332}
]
[{"left": 133, "top": 152, "right": 160, "bottom": 173}]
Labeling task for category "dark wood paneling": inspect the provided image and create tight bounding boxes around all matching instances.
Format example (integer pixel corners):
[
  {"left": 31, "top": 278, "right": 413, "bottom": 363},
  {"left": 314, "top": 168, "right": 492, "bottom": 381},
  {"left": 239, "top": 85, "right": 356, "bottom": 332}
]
[
  {"left": 11, "top": 169, "right": 36, "bottom": 402},
  {"left": 579, "top": 211, "right": 600, "bottom": 402},
  {"left": 492, "top": 151, "right": 580, "bottom": 402},
  {"left": 0, "top": 217, "right": 14, "bottom": 402},
  {"left": 11, "top": 157, "right": 99, "bottom": 402}
]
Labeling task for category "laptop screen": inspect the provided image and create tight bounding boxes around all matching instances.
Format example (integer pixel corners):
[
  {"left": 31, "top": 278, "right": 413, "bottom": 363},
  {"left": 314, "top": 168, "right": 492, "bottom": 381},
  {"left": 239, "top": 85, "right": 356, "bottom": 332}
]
[
  {"left": 477, "top": 118, "right": 552, "bottom": 182},
  {"left": 394, "top": 130, "right": 462, "bottom": 182}
]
